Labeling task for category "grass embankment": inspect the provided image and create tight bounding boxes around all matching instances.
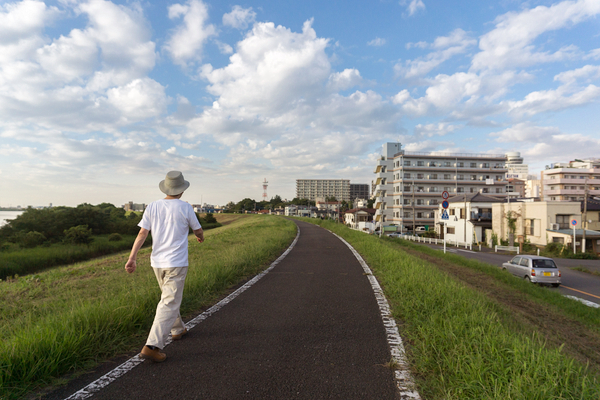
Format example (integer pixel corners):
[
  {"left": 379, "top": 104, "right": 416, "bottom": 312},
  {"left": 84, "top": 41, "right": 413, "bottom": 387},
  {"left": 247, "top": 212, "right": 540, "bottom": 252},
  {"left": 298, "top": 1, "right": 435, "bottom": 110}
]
[
  {"left": 0, "top": 215, "right": 296, "bottom": 400},
  {"left": 0, "top": 235, "right": 149, "bottom": 280},
  {"left": 297, "top": 218, "right": 600, "bottom": 399}
]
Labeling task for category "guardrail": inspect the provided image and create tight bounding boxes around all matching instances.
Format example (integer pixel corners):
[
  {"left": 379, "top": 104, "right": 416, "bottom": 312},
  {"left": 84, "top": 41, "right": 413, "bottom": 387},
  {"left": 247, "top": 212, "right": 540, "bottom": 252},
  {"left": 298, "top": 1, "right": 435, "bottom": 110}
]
[{"left": 495, "top": 245, "right": 519, "bottom": 254}]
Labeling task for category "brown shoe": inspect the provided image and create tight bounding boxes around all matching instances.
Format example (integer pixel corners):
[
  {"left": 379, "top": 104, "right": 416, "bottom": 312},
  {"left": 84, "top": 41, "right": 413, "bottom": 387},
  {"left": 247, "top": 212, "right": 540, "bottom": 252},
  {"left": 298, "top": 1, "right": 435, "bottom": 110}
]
[
  {"left": 172, "top": 328, "right": 188, "bottom": 340},
  {"left": 140, "top": 346, "right": 166, "bottom": 362}
]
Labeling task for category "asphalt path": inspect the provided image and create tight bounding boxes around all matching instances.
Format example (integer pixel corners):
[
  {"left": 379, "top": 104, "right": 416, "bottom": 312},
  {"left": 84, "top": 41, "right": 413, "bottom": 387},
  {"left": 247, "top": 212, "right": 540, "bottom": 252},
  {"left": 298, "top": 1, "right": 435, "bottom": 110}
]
[
  {"left": 48, "top": 220, "right": 403, "bottom": 400},
  {"left": 414, "top": 242, "right": 600, "bottom": 305}
]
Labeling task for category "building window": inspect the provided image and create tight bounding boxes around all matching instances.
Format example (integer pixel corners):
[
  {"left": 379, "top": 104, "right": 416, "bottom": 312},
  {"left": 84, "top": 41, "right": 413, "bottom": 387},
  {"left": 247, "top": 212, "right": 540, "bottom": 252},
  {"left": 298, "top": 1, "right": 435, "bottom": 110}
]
[
  {"left": 444, "top": 162, "right": 451, "bottom": 167},
  {"left": 429, "top": 162, "right": 437, "bottom": 167},
  {"left": 430, "top": 199, "right": 438, "bottom": 205},
  {"left": 447, "top": 227, "right": 455, "bottom": 234},
  {"left": 404, "top": 173, "right": 411, "bottom": 179},
  {"left": 417, "top": 186, "right": 425, "bottom": 192},
  {"left": 404, "top": 161, "right": 411, "bottom": 166},
  {"left": 482, "top": 188, "right": 489, "bottom": 193},
  {"left": 404, "top": 186, "right": 411, "bottom": 192},
  {"left": 556, "top": 215, "right": 570, "bottom": 229},
  {"left": 496, "top": 188, "right": 502, "bottom": 193},
  {"left": 457, "top": 187, "right": 464, "bottom": 193},
  {"left": 457, "top": 162, "right": 464, "bottom": 167},
  {"left": 483, "top": 163, "right": 489, "bottom": 168},
  {"left": 417, "top": 212, "right": 423, "bottom": 218},
  {"left": 458, "top": 174, "right": 464, "bottom": 180},
  {"left": 404, "top": 212, "right": 411, "bottom": 218},
  {"left": 417, "top": 161, "right": 424, "bottom": 166},
  {"left": 470, "top": 162, "right": 477, "bottom": 168},
  {"left": 449, "top": 209, "right": 455, "bottom": 215},
  {"left": 526, "top": 219, "right": 535, "bottom": 235},
  {"left": 444, "top": 174, "right": 451, "bottom": 180},
  {"left": 471, "top": 175, "right": 477, "bottom": 180},
  {"left": 430, "top": 174, "right": 438, "bottom": 179},
  {"left": 417, "top": 174, "right": 424, "bottom": 179},
  {"left": 552, "top": 237, "right": 564, "bottom": 244},
  {"left": 404, "top": 199, "right": 410, "bottom": 205},
  {"left": 470, "top": 187, "right": 476, "bottom": 193},
  {"left": 417, "top": 199, "right": 424, "bottom": 205}
]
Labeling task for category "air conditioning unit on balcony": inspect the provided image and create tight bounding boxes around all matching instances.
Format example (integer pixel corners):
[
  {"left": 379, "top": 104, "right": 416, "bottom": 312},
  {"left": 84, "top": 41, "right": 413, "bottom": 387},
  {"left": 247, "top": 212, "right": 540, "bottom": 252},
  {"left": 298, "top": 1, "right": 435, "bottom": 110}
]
[{"left": 550, "top": 223, "right": 560, "bottom": 230}]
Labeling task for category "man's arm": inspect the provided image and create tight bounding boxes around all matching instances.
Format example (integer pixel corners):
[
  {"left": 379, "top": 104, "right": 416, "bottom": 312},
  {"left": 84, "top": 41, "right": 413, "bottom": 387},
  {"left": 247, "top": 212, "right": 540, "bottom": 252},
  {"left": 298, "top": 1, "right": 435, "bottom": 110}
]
[
  {"left": 125, "top": 228, "right": 149, "bottom": 273},
  {"left": 193, "top": 228, "right": 204, "bottom": 243}
]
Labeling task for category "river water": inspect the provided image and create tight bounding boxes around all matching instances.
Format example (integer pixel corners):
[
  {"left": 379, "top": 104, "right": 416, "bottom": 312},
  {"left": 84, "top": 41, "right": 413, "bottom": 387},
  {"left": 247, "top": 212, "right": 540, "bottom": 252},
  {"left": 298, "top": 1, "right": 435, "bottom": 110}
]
[{"left": 0, "top": 210, "right": 24, "bottom": 227}]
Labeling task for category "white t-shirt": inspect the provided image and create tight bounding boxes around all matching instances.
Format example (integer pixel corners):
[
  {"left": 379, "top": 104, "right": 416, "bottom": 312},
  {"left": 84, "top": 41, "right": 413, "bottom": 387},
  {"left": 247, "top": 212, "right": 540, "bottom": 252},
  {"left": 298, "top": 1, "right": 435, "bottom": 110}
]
[{"left": 138, "top": 199, "right": 202, "bottom": 268}]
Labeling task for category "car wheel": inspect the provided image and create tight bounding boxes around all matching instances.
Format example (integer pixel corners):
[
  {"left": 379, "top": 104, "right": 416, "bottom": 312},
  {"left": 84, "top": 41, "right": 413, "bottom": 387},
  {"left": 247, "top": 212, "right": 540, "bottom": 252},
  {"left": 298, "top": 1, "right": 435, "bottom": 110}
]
[
  {"left": 502, "top": 267, "right": 507, "bottom": 271},
  {"left": 551, "top": 283, "right": 560, "bottom": 288},
  {"left": 524, "top": 276, "right": 530, "bottom": 282}
]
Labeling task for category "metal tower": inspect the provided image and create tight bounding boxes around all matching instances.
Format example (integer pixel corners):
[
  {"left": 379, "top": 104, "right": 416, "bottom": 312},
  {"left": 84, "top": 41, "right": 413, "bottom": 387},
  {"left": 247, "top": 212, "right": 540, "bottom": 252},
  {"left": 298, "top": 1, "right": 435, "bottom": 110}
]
[{"left": 262, "top": 178, "right": 268, "bottom": 201}]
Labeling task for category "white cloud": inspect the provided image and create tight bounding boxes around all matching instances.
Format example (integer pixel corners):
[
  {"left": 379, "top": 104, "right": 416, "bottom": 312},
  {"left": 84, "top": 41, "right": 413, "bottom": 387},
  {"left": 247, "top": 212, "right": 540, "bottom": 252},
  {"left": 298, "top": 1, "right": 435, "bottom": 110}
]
[
  {"left": 164, "top": 0, "right": 216, "bottom": 68},
  {"left": 554, "top": 65, "right": 600, "bottom": 85},
  {"left": 489, "top": 122, "right": 561, "bottom": 143},
  {"left": 396, "top": 29, "right": 476, "bottom": 79},
  {"left": 414, "top": 122, "right": 462, "bottom": 137},
  {"left": 472, "top": 0, "right": 600, "bottom": 71},
  {"left": 402, "top": 0, "right": 425, "bottom": 17},
  {"left": 368, "top": 37, "right": 386, "bottom": 47},
  {"left": 505, "top": 84, "right": 600, "bottom": 117},
  {"left": 222, "top": 5, "right": 256, "bottom": 30},
  {"left": 105, "top": 78, "right": 168, "bottom": 122},
  {"left": 327, "top": 69, "right": 362, "bottom": 92}
]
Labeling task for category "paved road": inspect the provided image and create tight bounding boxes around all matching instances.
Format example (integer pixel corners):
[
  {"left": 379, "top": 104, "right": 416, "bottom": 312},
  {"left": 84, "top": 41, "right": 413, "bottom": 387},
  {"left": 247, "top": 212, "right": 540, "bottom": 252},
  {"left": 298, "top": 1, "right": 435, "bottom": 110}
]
[
  {"left": 48, "top": 220, "right": 402, "bottom": 400},
  {"left": 417, "top": 242, "right": 600, "bottom": 305}
]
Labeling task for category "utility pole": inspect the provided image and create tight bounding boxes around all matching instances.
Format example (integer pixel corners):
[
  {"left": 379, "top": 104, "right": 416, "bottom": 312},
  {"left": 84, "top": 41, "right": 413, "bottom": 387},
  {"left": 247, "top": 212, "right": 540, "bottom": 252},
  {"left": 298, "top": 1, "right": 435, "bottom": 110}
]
[{"left": 583, "top": 180, "right": 588, "bottom": 253}]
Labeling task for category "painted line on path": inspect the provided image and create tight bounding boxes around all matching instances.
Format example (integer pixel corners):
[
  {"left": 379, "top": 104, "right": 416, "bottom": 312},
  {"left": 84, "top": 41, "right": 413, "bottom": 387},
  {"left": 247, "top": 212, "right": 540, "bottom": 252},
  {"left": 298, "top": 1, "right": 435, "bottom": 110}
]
[
  {"left": 562, "top": 285, "right": 600, "bottom": 300},
  {"left": 333, "top": 233, "right": 422, "bottom": 400},
  {"left": 64, "top": 228, "right": 300, "bottom": 400}
]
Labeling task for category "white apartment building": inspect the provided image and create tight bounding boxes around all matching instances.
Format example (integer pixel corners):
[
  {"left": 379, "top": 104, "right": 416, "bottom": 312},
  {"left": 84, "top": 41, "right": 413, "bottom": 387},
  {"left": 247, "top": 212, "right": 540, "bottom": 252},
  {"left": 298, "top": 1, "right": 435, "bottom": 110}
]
[
  {"left": 373, "top": 143, "right": 508, "bottom": 231},
  {"left": 505, "top": 152, "right": 529, "bottom": 180},
  {"left": 541, "top": 159, "right": 600, "bottom": 201},
  {"left": 296, "top": 179, "right": 351, "bottom": 201}
]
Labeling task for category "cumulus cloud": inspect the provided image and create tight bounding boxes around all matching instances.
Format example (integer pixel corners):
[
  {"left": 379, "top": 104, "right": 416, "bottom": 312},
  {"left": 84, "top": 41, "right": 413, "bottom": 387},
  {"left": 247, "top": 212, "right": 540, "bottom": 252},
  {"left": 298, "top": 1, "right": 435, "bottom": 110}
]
[
  {"left": 472, "top": 0, "right": 600, "bottom": 71},
  {"left": 223, "top": 5, "right": 256, "bottom": 30},
  {"left": 414, "top": 122, "right": 462, "bottom": 137},
  {"left": 164, "top": 0, "right": 216, "bottom": 68},
  {"left": 327, "top": 69, "right": 362, "bottom": 92}
]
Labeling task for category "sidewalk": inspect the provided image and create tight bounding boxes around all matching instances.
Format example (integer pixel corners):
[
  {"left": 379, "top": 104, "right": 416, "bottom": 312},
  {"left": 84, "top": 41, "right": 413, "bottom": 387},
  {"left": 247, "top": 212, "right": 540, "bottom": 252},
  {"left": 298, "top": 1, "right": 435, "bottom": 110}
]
[{"left": 51, "top": 220, "right": 403, "bottom": 400}]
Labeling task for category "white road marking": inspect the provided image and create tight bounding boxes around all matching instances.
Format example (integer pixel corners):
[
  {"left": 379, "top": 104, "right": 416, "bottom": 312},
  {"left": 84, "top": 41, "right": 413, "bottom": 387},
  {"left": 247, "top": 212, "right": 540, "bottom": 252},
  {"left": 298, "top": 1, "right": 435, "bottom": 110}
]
[
  {"left": 333, "top": 233, "right": 422, "bottom": 400},
  {"left": 564, "top": 295, "right": 600, "bottom": 308},
  {"left": 64, "top": 228, "right": 300, "bottom": 400}
]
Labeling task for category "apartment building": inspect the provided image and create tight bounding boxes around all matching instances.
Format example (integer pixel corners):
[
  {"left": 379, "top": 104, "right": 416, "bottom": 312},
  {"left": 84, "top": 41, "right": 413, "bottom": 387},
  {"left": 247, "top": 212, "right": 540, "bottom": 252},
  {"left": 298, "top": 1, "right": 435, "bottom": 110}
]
[
  {"left": 350, "top": 184, "right": 370, "bottom": 200},
  {"left": 541, "top": 159, "right": 600, "bottom": 201},
  {"left": 373, "top": 142, "right": 508, "bottom": 231},
  {"left": 296, "top": 179, "right": 351, "bottom": 201},
  {"left": 505, "top": 152, "right": 529, "bottom": 180}
]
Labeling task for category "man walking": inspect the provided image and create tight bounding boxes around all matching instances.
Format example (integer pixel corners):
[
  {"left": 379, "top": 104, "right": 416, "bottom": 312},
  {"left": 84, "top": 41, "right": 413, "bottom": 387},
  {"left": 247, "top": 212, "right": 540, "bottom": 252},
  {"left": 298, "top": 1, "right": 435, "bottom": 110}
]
[{"left": 125, "top": 171, "right": 204, "bottom": 362}]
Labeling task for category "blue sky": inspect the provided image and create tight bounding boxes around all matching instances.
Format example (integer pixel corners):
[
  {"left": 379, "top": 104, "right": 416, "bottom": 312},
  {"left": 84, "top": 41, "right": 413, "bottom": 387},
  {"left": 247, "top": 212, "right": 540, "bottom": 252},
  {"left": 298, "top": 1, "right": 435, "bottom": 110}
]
[{"left": 1, "top": 0, "right": 599, "bottom": 207}]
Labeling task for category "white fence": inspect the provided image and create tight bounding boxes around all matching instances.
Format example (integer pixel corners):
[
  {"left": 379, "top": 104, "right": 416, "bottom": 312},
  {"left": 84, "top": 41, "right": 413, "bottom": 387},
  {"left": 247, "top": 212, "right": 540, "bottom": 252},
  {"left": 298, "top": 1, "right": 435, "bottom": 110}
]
[
  {"left": 495, "top": 245, "right": 520, "bottom": 254},
  {"left": 400, "top": 235, "right": 473, "bottom": 250}
]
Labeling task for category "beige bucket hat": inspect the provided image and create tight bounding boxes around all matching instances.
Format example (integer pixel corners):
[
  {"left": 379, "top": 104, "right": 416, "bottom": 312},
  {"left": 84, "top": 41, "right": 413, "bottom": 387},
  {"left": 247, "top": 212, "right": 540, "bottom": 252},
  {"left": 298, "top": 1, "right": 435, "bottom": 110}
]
[{"left": 159, "top": 171, "right": 190, "bottom": 195}]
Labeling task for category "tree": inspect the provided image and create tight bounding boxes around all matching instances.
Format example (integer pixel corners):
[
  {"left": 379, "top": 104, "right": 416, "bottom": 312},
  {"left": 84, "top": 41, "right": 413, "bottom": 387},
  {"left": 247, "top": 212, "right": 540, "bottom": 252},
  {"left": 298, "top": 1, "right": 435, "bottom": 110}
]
[
  {"left": 367, "top": 199, "right": 375, "bottom": 208},
  {"left": 64, "top": 225, "right": 93, "bottom": 245}
]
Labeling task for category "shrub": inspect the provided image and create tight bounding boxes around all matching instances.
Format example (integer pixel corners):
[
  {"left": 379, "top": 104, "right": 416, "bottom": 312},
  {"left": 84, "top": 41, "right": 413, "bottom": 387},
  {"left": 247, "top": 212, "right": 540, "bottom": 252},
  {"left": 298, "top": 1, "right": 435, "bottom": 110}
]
[
  {"left": 20, "top": 231, "right": 47, "bottom": 248},
  {"left": 108, "top": 233, "right": 123, "bottom": 242},
  {"left": 64, "top": 225, "right": 93, "bottom": 245},
  {"left": 204, "top": 213, "right": 217, "bottom": 224}
]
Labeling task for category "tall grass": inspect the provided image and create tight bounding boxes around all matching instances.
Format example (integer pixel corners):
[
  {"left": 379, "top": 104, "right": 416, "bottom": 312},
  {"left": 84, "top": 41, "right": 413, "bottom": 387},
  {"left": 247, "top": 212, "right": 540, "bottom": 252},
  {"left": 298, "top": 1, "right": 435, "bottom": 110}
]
[
  {"left": 0, "top": 215, "right": 296, "bottom": 400},
  {"left": 0, "top": 234, "right": 148, "bottom": 280},
  {"left": 298, "top": 218, "right": 600, "bottom": 399}
]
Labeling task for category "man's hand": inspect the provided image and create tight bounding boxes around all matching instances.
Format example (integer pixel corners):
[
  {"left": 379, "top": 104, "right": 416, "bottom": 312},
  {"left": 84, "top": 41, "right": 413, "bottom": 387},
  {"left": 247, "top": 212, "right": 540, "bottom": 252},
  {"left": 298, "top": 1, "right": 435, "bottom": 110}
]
[
  {"left": 194, "top": 228, "right": 204, "bottom": 243},
  {"left": 125, "top": 259, "right": 136, "bottom": 274}
]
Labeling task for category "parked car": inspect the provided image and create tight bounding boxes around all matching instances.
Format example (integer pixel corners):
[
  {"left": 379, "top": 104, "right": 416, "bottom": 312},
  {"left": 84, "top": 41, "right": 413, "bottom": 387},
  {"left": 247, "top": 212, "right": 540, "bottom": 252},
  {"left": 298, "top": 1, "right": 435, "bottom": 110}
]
[{"left": 501, "top": 255, "right": 561, "bottom": 287}]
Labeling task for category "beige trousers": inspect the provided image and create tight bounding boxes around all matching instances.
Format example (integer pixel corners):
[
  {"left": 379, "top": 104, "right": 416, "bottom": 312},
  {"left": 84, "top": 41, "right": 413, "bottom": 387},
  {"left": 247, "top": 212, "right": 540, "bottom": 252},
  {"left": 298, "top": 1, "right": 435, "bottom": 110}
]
[{"left": 145, "top": 267, "right": 188, "bottom": 349}]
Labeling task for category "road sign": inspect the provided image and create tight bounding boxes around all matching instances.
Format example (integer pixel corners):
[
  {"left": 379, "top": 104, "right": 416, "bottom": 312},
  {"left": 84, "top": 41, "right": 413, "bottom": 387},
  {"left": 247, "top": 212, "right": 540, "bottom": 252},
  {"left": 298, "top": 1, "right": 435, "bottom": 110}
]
[
  {"left": 442, "top": 200, "right": 449, "bottom": 209},
  {"left": 571, "top": 219, "right": 577, "bottom": 226},
  {"left": 442, "top": 191, "right": 449, "bottom": 200},
  {"left": 441, "top": 209, "right": 449, "bottom": 220}
]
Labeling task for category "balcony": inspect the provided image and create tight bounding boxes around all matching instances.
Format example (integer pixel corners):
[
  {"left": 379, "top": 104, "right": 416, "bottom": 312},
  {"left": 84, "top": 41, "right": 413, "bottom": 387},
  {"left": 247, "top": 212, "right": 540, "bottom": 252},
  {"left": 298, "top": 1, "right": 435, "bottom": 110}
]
[{"left": 471, "top": 212, "right": 492, "bottom": 221}]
